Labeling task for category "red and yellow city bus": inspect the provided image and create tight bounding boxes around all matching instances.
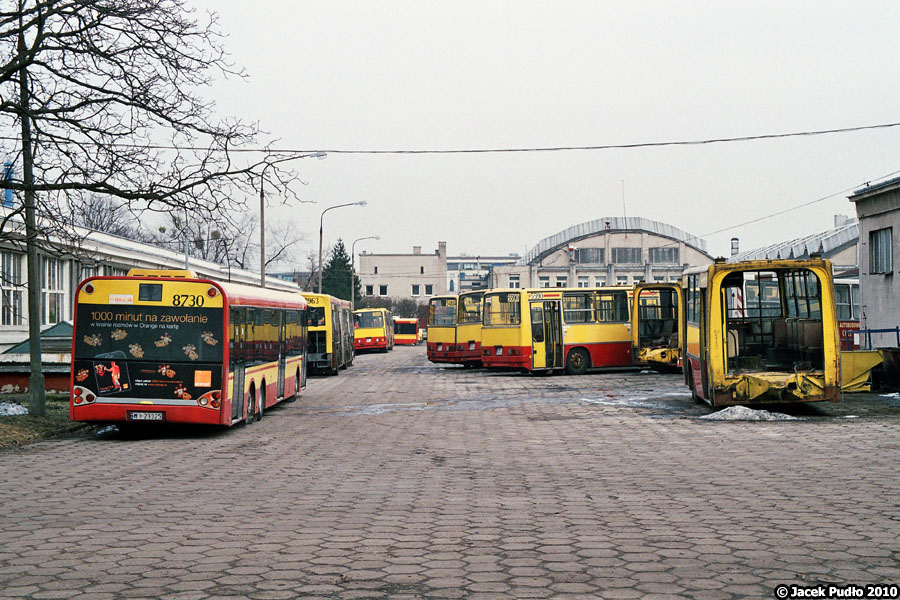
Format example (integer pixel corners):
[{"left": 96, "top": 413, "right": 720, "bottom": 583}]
[
  {"left": 393, "top": 317, "right": 420, "bottom": 345},
  {"left": 353, "top": 307, "right": 394, "bottom": 352},
  {"left": 453, "top": 290, "right": 484, "bottom": 366},
  {"left": 632, "top": 283, "right": 682, "bottom": 370},
  {"left": 70, "top": 269, "right": 308, "bottom": 426},
  {"left": 481, "top": 287, "right": 633, "bottom": 374},
  {"left": 426, "top": 295, "right": 457, "bottom": 363},
  {"left": 682, "top": 258, "right": 840, "bottom": 406},
  {"left": 303, "top": 293, "right": 352, "bottom": 375}
]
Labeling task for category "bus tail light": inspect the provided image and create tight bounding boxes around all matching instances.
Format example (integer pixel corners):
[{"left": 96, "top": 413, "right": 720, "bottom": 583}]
[
  {"left": 83, "top": 283, "right": 94, "bottom": 295},
  {"left": 207, "top": 286, "right": 219, "bottom": 297}
]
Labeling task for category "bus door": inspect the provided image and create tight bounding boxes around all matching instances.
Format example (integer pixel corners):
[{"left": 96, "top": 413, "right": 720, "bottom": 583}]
[
  {"left": 530, "top": 300, "right": 563, "bottom": 370},
  {"left": 277, "top": 312, "right": 286, "bottom": 399},
  {"left": 332, "top": 309, "right": 343, "bottom": 370},
  {"left": 230, "top": 307, "right": 246, "bottom": 422}
]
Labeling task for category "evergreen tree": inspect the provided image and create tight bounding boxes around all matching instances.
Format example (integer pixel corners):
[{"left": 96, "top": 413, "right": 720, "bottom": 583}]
[{"left": 321, "top": 239, "right": 361, "bottom": 301}]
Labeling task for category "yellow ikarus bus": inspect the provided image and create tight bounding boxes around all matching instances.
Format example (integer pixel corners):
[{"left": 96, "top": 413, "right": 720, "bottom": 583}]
[
  {"left": 71, "top": 269, "right": 308, "bottom": 427},
  {"left": 682, "top": 258, "right": 841, "bottom": 406},
  {"left": 632, "top": 282, "right": 682, "bottom": 371},
  {"left": 455, "top": 290, "right": 485, "bottom": 366},
  {"left": 426, "top": 295, "right": 457, "bottom": 364},
  {"left": 481, "top": 287, "right": 633, "bottom": 374},
  {"left": 302, "top": 293, "right": 352, "bottom": 375},
  {"left": 353, "top": 307, "right": 394, "bottom": 352}
]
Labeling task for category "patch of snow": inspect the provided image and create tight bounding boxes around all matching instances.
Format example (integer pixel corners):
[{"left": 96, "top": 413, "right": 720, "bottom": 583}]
[
  {"left": 95, "top": 425, "right": 118, "bottom": 436},
  {"left": 0, "top": 384, "right": 22, "bottom": 394},
  {"left": 880, "top": 393, "right": 900, "bottom": 398},
  {"left": 839, "top": 415, "right": 860, "bottom": 419},
  {"left": 0, "top": 401, "right": 28, "bottom": 416},
  {"left": 640, "top": 370, "right": 658, "bottom": 374},
  {"left": 700, "top": 406, "right": 800, "bottom": 421}
]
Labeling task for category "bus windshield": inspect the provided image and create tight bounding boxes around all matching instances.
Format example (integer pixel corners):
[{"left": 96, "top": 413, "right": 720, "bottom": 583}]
[
  {"left": 483, "top": 293, "right": 521, "bottom": 326},
  {"left": 396, "top": 322, "right": 418, "bottom": 335},
  {"left": 355, "top": 312, "right": 384, "bottom": 329},
  {"left": 429, "top": 299, "right": 457, "bottom": 326}
]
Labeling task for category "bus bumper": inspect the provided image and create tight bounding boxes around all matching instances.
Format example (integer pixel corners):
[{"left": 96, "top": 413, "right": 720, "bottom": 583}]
[
  {"left": 482, "top": 346, "right": 531, "bottom": 369},
  {"left": 713, "top": 372, "right": 840, "bottom": 405},
  {"left": 355, "top": 337, "right": 387, "bottom": 351},
  {"left": 71, "top": 402, "right": 223, "bottom": 425}
]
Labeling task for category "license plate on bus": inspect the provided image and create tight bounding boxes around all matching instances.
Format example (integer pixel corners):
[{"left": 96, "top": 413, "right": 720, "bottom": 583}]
[
  {"left": 495, "top": 347, "right": 503, "bottom": 355},
  {"left": 366, "top": 338, "right": 372, "bottom": 343},
  {"left": 128, "top": 411, "right": 164, "bottom": 422}
]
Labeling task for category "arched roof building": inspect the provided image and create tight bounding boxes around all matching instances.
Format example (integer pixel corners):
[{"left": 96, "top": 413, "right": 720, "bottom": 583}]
[{"left": 491, "top": 216, "right": 713, "bottom": 289}]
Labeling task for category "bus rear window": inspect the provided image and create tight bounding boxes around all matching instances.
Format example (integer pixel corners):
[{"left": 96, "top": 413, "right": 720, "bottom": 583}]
[
  {"left": 138, "top": 283, "right": 163, "bottom": 302},
  {"left": 483, "top": 293, "right": 521, "bottom": 326},
  {"left": 355, "top": 312, "right": 383, "bottom": 329}
]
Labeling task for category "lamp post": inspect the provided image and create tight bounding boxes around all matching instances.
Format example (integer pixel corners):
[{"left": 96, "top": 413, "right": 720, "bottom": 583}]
[
  {"left": 318, "top": 201, "right": 367, "bottom": 293},
  {"left": 350, "top": 235, "right": 380, "bottom": 307},
  {"left": 259, "top": 152, "right": 326, "bottom": 287}
]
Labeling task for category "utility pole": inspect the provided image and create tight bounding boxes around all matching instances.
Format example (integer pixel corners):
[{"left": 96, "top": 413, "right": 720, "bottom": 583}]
[{"left": 19, "top": 32, "right": 45, "bottom": 416}]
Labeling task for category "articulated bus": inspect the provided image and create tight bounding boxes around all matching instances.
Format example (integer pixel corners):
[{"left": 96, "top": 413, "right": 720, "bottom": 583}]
[
  {"left": 393, "top": 317, "right": 420, "bottom": 345},
  {"left": 426, "top": 295, "right": 457, "bottom": 363},
  {"left": 632, "top": 283, "right": 681, "bottom": 371},
  {"left": 454, "top": 291, "right": 485, "bottom": 366},
  {"left": 481, "top": 287, "right": 633, "bottom": 374},
  {"left": 71, "top": 269, "right": 308, "bottom": 427},
  {"left": 303, "top": 293, "right": 353, "bottom": 375},
  {"left": 682, "top": 258, "right": 840, "bottom": 406},
  {"left": 353, "top": 307, "right": 394, "bottom": 352}
]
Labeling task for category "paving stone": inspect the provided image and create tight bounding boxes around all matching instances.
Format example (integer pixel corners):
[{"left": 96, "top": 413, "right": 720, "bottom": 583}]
[{"left": 2, "top": 349, "right": 898, "bottom": 599}]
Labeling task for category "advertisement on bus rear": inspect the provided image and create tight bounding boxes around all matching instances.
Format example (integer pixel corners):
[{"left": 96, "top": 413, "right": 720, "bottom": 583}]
[{"left": 73, "top": 304, "right": 223, "bottom": 401}]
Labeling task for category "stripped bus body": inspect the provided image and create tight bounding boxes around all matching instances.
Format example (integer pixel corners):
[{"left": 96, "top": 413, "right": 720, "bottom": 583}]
[
  {"left": 302, "top": 293, "right": 352, "bottom": 375},
  {"left": 70, "top": 269, "right": 308, "bottom": 427},
  {"left": 682, "top": 258, "right": 841, "bottom": 406},
  {"left": 632, "top": 283, "right": 682, "bottom": 371},
  {"left": 353, "top": 307, "right": 394, "bottom": 352},
  {"left": 426, "top": 295, "right": 458, "bottom": 363},
  {"left": 481, "top": 287, "right": 633, "bottom": 374}
]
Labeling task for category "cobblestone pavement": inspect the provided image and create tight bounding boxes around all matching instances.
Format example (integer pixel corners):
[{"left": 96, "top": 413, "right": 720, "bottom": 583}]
[{"left": 2, "top": 347, "right": 900, "bottom": 599}]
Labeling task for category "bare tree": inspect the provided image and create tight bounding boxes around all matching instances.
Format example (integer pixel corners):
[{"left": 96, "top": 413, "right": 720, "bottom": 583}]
[{"left": 0, "top": 0, "right": 306, "bottom": 414}]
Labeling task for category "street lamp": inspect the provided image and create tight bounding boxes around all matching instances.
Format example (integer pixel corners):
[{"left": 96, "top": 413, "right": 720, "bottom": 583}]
[
  {"left": 350, "top": 235, "right": 380, "bottom": 307},
  {"left": 259, "top": 152, "right": 326, "bottom": 287},
  {"left": 318, "top": 201, "right": 367, "bottom": 293}
]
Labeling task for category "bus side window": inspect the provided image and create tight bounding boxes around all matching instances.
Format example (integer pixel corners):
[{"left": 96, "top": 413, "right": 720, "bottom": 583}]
[{"left": 531, "top": 306, "right": 544, "bottom": 343}]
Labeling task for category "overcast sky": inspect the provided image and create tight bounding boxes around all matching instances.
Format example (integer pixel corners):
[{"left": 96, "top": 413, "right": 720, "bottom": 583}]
[{"left": 192, "top": 0, "right": 900, "bottom": 262}]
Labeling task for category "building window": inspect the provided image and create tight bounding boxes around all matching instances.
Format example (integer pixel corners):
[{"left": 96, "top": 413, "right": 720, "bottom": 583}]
[
  {"left": 1, "top": 251, "right": 24, "bottom": 326},
  {"left": 575, "top": 248, "right": 604, "bottom": 264},
  {"left": 42, "top": 257, "right": 65, "bottom": 326},
  {"left": 80, "top": 264, "right": 98, "bottom": 280},
  {"left": 379, "top": 285, "right": 388, "bottom": 296},
  {"left": 577, "top": 276, "right": 589, "bottom": 288},
  {"left": 612, "top": 247, "right": 641, "bottom": 264},
  {"left": 365, "top": 285, "right": 374, "bottom": 296},
  {"left": 870, "top": 227, "right": 892, "bottom": 274},
  {"left": 104, "top": 266, "right": 127, "bottom": 276},
  {"left": 616, "top": 275, "right": 629, "bottom": 285},
  {"left": 555, "top": 277, "right": 567, "bottom": 288},
  {"left": 654, "top": 275, "right": 666, "bottom": 282},
  {"left": 411, "top": 284, "right": 420, "bottom": 296},
  {"left": 594, "top": 276, "right": 606, "bottom": 287},
  {"left": 374, "top": 266, "right": 378, "bottom": 274},
  {"left": 424, "top": 284, "right": 433, "bottom": 296},
  {"left": 508, "top": 275, "right": 520, "bottom": 289},
  {"left": 649, "top": 247, "right": 679, "bottom": 264},
  {"left": 538, "top": 276, "right": 550, "bottom": 288},
  {"left": 420, "top": 266, "right": 424, "bottom": 274}
]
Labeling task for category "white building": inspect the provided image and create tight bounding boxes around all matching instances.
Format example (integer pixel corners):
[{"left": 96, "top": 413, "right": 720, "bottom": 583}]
[
  {"left": 490, "top": 216, "right": 713, "bottom": 289},
  {"left": 0, "top": 208, "right": 300, "bottom": 351},
  {"left": 358, "top": 242, "right": 448, "bottom": 303}
]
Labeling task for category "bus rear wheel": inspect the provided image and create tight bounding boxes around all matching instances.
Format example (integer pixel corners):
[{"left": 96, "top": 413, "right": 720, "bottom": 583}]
[
  {"left": 245, "top": 386, "right": 255, "bottom": 425},
  {"left": 565, "top": 348, "right": 590, "bottom": 376}
]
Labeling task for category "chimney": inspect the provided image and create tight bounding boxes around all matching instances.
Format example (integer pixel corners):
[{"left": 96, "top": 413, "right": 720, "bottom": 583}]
[
  {"left": 730, "top": 237, "right": 740, "bottom": 256},
  {"left": 413, "top": 246, "right": 422, "bottom": 255},
  {"left": 437, "top": 241, "right": 447, "bottom": 258}
]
